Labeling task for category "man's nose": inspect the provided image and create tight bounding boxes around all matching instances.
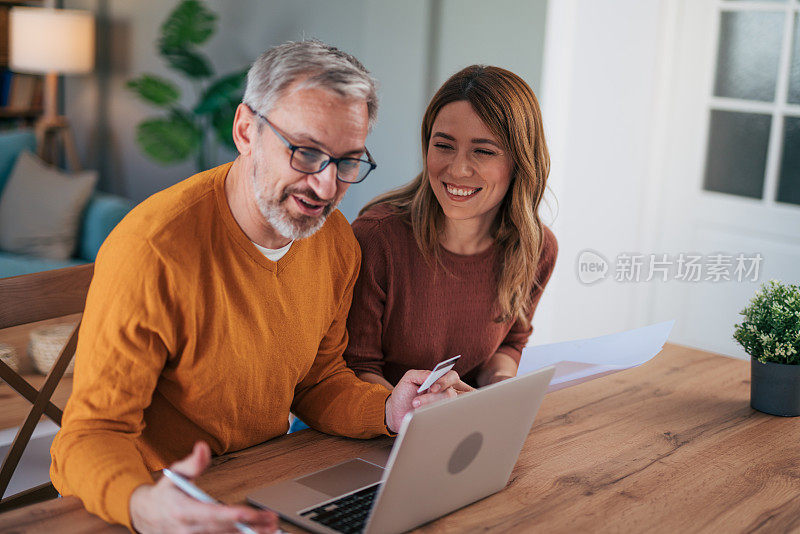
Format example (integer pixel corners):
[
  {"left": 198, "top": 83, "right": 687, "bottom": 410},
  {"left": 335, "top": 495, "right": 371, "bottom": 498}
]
[{"left": 308, "top": 162, "right": 338, "bottom": 201}]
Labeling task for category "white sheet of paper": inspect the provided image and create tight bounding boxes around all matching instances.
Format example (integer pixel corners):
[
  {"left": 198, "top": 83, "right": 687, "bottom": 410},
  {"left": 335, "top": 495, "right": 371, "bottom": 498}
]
[
  {"left": 518, "top": 320, "right": 674, "bottom": 393},
  {"left": 417, "top": 355, "right": 461, "bottom": 393}
]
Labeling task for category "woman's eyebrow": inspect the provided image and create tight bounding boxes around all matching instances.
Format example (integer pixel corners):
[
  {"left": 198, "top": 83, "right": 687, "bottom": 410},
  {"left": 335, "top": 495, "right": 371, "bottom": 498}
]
[
  {"left": 432, "top": 132, "right": 500, "bottom": 148},
  {"left": 471, "top": 138, "right": 501, "bottom": 148}
]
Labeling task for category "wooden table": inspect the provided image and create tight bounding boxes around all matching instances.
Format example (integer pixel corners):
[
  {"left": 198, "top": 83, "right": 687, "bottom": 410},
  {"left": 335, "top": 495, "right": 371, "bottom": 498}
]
[{"left": 0, "top": 343, "right": 798, "bottom": 533}]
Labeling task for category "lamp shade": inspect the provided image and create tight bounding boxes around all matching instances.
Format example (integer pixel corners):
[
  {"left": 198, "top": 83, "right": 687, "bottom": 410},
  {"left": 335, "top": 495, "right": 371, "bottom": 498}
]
[{"left": 9, "top": 7, "right": 95, "bottom": 74}]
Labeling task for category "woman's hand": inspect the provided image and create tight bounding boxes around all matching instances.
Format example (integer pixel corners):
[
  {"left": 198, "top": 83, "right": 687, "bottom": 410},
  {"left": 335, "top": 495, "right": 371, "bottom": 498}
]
[
  {"left": 484, "top": 373, "right": 515, "bottom": 385},
  {"left": 476, "top": 351, "right": 519, "bottom": 388}
]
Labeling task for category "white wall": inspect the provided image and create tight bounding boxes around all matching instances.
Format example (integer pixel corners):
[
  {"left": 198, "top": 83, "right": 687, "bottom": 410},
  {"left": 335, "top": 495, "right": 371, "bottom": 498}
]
[
  {"left": 534, "top": 0, "right": 667, "bottom": 345},
  {"left": 335, "top": 1, "right": 432, "bottom": 221},
  {"left": 431, "top": 0, "right": 547, "bottom": 94}
]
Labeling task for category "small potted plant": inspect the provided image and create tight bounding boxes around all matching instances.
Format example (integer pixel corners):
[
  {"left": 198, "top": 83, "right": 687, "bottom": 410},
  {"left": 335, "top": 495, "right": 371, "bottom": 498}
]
[{"left": 734, "top": 280, "right": 800, "bottom": 416}]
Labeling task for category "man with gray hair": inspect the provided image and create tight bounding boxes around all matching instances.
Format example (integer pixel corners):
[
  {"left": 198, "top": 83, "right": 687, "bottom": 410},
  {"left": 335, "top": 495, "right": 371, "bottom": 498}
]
[{"left": 50, "top": 40, "right": 466, "bottom": 533}]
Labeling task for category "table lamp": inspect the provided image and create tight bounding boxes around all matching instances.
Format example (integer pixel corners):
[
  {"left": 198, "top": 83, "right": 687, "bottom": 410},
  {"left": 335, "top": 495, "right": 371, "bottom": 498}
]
[{"left": 9, "top": 6, "right": 95, "bottom": 170}]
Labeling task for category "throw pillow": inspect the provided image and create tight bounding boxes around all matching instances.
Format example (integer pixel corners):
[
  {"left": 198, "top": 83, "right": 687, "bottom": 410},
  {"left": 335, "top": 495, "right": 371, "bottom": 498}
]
[
  {"left": 0, "top": 130, "right": 37, "bottom": 195},
  {"left": 0, "top": 151, "right": 97, "bottom": 260}
]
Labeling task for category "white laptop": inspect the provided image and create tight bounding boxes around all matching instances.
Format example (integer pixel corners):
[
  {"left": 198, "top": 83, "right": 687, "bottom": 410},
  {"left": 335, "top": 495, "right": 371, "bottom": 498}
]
[{"left": 247, "top": 365, "right": 555, "bottom": 534}]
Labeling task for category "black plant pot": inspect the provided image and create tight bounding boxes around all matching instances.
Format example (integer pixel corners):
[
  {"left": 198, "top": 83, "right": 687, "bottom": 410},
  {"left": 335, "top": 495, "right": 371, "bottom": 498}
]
[{"left": 751, "top": 358, "right": 800, "bottom": 417}]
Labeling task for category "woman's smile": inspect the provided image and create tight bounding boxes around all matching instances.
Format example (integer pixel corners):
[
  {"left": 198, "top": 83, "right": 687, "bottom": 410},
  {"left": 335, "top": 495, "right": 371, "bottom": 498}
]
[{"left": 443, "top": 182, "right": 483, "bottom": 200}]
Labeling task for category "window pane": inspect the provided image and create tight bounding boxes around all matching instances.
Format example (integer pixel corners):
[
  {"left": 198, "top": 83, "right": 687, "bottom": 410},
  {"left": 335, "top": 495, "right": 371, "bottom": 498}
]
[
  {"left": 704, "top": 110, "right": 771, "bottom": 199},
  {"left": 714, "top": 11, "right": 784, "bottom": 102},
  {"left": 777, "top": 116, "right": 800, "bottom": 205},
  {"left": 789, "top": 14, "right": 800, "bottom": 104}
]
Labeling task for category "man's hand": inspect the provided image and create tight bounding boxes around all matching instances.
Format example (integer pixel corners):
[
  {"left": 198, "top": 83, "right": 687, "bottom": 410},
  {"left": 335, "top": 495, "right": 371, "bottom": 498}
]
[
  {"left": 385, "top": 370, "right": 474, "bottom": 433},
  {"left": 129, "top": 441, "right": 278, "bottom": 533}
]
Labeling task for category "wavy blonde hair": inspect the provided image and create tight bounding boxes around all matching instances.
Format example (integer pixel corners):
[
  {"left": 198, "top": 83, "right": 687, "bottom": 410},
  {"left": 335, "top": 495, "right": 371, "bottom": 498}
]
[{"left": 360, "top": 65, "right": 550, "bottom": 327}]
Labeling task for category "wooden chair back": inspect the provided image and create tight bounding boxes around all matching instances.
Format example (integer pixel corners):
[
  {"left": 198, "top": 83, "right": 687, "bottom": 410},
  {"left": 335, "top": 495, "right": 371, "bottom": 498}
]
[{"left": 0, "top": 264, "right": 93, "bottom": 510}]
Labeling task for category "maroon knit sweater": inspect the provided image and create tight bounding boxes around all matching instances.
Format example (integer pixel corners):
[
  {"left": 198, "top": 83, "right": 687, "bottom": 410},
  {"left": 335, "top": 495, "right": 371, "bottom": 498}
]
[{"left": 344, "top": 205, "right": 558, "bottom": 387}]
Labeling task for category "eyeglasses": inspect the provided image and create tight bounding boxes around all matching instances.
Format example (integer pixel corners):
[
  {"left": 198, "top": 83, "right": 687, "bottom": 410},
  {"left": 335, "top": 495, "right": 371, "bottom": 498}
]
[{"left": 246, "top": 103, "right": 377, "bottom": 184}]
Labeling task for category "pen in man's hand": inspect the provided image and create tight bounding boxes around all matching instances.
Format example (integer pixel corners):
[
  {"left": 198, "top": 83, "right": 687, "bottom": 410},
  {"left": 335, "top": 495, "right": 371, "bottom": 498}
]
[{"left": 162, "top": 468, "right": 258, "bottom": 534}]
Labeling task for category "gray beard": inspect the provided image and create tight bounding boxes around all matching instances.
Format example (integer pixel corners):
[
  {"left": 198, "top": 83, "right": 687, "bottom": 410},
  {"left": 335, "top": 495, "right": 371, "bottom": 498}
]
[{"left": 250, "top": 165, "right": 336, "bottom": 240}]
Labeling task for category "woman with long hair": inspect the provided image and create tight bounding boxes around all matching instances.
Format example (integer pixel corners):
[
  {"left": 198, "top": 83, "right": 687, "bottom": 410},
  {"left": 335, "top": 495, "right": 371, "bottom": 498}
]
[{"left": 343, "top": 65, "right": 558, "bottom": 389}]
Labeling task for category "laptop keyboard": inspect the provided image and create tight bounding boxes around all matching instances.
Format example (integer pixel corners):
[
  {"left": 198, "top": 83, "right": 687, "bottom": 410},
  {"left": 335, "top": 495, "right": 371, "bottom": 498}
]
[{"left": 300, "top": 483, "right": 380, "bottom": 534}]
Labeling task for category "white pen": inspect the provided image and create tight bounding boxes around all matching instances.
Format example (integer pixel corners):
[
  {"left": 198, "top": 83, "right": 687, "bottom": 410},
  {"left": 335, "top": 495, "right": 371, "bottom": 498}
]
[{"left": 162, "top": 468, "right": 258, "bottom": 534}]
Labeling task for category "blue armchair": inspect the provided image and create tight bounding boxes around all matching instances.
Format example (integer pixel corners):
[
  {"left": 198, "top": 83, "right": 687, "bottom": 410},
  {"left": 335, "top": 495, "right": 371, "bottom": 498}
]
[{"left": 0, "top": 130, "right": 134, "bottom": 278}]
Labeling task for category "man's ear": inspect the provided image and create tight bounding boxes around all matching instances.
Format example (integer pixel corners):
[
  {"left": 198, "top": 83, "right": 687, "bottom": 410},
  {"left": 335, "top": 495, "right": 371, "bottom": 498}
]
[{"left": 232, "top": 103, "right": 256, "bottom": 157}]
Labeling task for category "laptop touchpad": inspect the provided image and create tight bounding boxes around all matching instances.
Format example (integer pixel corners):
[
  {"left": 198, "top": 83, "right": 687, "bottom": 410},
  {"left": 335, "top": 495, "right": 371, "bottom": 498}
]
[{"left": 296, "top": 459, "right": 384, "bottom": 497}]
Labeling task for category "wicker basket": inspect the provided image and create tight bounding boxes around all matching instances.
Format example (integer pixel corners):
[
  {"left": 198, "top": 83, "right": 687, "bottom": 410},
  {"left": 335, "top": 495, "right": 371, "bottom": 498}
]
[
  {"left": 28, "top": 323, "right": 78, "bottom": 376},
  {"left": 0, "top": 342, "right": 24, "bottom": 373}
]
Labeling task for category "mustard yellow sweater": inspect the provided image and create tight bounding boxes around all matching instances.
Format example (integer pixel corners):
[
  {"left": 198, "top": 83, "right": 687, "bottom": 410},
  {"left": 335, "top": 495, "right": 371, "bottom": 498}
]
[{"left": 50, "top": 162, "right": 391, "bottom": 528}]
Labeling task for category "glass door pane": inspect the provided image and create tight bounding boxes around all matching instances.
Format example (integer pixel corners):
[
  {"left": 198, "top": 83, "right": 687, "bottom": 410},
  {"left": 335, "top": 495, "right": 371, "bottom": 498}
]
[
  {"left": 788, "top": 13, "right": 800, "bottom": 104},
  {"left": 714, "top": 11, "right": 784, "bottom": 102},
  {"left": 704, "top": 110, "right": 772, "bottom": 198},
  {"left": 777, "top": 116, "right": 800, "bottom": 205}
]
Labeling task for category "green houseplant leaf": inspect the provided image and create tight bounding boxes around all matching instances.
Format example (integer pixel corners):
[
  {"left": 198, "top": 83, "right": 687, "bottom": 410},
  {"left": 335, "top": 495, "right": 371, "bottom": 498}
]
[
  {"left": 126, "top": 74, "right": 180, "bottom": 107},
  {"left": 734, "top": 280, "right": 800, "bottom": 365},
  {"left": 194, "top": 69, "right": 248, "bottom": 115},
  {"left": 130, "top": 0, "right": 248, "bottom": 170},
  {"left": 161, "top": 47, "right": 214, "bottom": 79},
  {"left": 136, "top": 111, "right": 201, "bottom": 164},
  {"left": 212, "top": 100, "right": 238, "bottom": 150},
  {"left": 159, "top": 0, "right": 216, "bottom": 49}
]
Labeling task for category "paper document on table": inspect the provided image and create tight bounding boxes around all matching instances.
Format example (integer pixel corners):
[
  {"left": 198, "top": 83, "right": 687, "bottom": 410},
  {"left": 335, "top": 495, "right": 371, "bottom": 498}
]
[{"left": 518, "top": 320, "right": 675, "bottom": 393}]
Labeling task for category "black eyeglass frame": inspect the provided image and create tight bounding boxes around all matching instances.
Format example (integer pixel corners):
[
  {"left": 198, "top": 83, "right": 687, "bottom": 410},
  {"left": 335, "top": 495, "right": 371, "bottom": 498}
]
[{"left": 245, "top": 103, "right": 377, "bottom": 184}]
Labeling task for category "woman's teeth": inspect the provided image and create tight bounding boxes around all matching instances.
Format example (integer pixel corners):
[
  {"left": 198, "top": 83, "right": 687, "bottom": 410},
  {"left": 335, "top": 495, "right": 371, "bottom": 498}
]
[{"left": 445, "top": 183, "right": 481, "bottom": 197}]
